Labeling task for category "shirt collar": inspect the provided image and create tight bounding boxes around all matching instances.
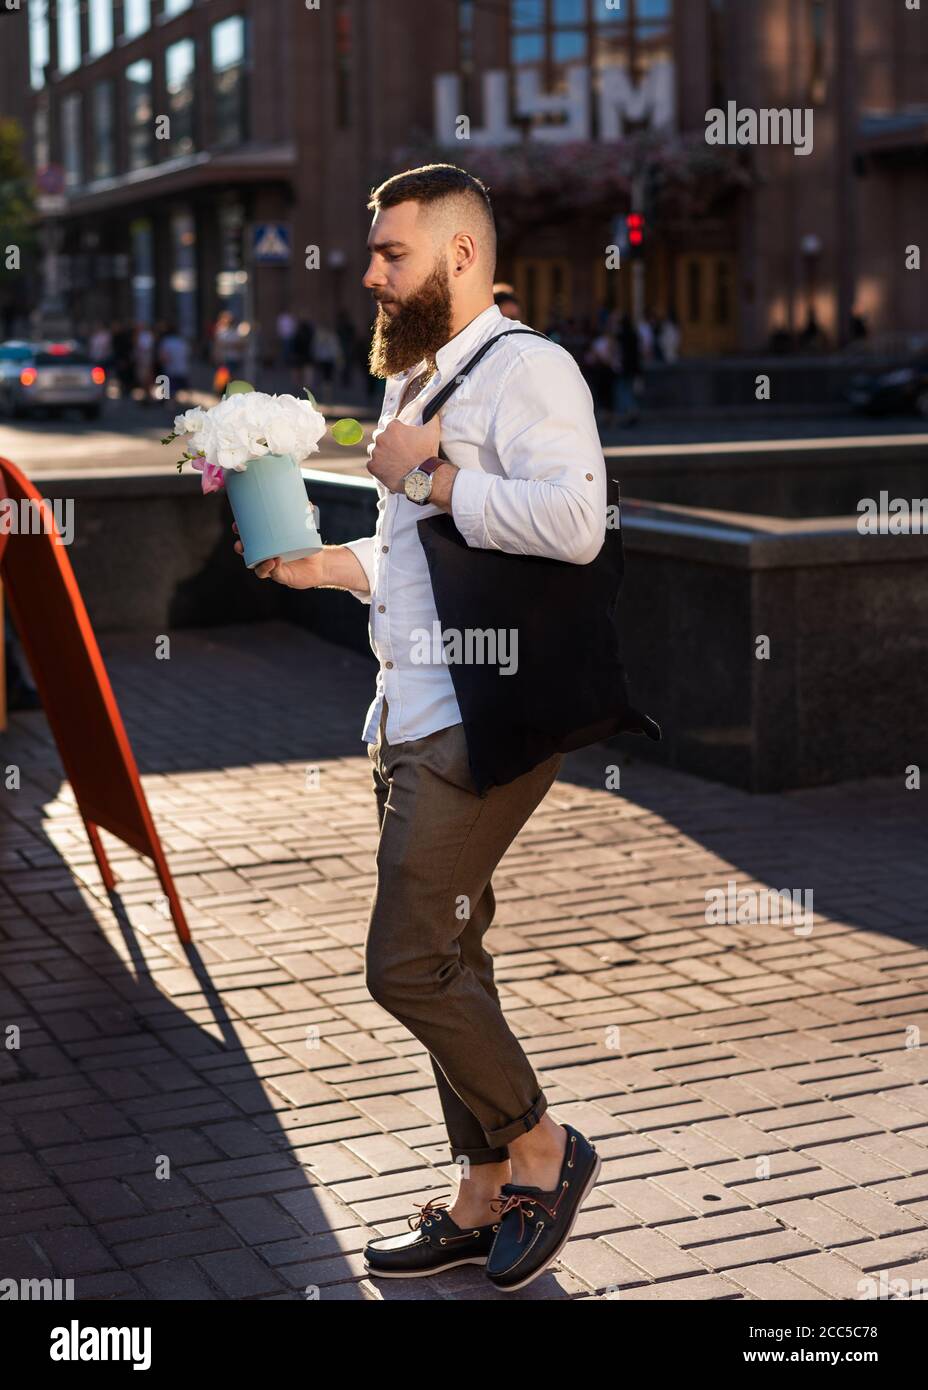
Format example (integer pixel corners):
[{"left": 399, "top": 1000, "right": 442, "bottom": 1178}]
[{"left": 393, "top": 303, "right": 505, "bottom": 387}]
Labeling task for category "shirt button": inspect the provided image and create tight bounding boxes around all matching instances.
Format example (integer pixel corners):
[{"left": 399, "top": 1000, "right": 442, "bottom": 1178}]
[
  {"left": 382, "top": 544, "right": 389, "bottom": 553},
  {"left": 378, "top": 604, "right": 385, "bottom": 613},
  {"left": 385, "top": 661, "right": 394, "bottom": 669},
  {"left": 586, "top": 473, "right": 594, "bottom": 481}
]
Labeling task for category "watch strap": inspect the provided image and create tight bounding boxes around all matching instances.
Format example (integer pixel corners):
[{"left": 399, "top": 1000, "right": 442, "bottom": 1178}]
[{"left": 419, "top": 456, "right": 443, "bottom": 476}]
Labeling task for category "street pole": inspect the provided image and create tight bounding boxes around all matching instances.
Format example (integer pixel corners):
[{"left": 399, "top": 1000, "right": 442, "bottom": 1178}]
[{"left": 631, "top": 172, "right": 646, "bottom": 325}]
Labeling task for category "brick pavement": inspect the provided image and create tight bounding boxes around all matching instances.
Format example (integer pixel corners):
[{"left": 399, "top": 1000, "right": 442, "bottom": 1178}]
[{"left": 1, "top": 621, "right": 927, "bottom": 1301}]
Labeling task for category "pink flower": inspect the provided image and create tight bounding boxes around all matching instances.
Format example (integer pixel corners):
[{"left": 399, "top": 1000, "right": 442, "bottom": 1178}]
[{"left": 190, "top": 455, "right": 226, "bottom": 494}]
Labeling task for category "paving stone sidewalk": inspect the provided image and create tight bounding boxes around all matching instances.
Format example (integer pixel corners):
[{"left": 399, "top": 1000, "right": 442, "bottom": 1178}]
[{"left": 1, "top": 621, "right": 927, "bottom": 1301}]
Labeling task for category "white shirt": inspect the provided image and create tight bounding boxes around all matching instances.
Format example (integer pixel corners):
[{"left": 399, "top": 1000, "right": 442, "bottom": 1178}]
[{"left": 343, "top": 302, "right": 607, "bottom": 746}]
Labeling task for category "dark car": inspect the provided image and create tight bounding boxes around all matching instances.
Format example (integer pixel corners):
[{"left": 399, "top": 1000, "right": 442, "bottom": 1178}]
[
  {"left": 0, "top": 339, "right": 106, "bottom": 420},
  {"left": 846, "top": 334, "right": 928, "bottom": 418}
]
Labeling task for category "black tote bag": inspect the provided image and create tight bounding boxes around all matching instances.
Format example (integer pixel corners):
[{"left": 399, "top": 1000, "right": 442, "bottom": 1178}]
[{"left": 416, "top": 328, "right": 661, "bottom": 795}]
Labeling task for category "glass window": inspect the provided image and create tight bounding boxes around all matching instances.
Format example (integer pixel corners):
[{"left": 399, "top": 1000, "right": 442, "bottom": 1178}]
[
  {"left": 512, "top": 0, "right": 544, "bottom": 26},
  {"left": 88, "top": 0, "right": 114, "bottom": 58},
  {"left": 459, "top": 0, "right": 475, "bottom": 113},
  {"left": 217, "top": 200, "right": 246, "bottom": 319},
  {"left": 170, "top": 208, "right": 199, "bottom": 340},
  {"left": 34, "top": 348, "right": 91, "bottom": 365},
  {"left": 130, "top": 217, "right": 155, "bottom": 326},
  {"left": 61, "top": 92, "right": 83, "bottom": 187},
  {"left": 123, "top": 0, "right": 151, "bottom": 40},
  {"left": 92, "top": 81, "right": 116, "bottom": 179},
  {"left": 57, "top": 0, "right": 81, "bottom": 75},
  {"left": 592, "top": 0, "right": 673, "bottom": 86},
  {"left": 212, "top": 15, "right": 248, "bottom": 146},
  {"left": 553, "top": 30, "right": 586, "bottom": 62},
  {"left": 553, "top": 0, "right": 585, "bottom": 23},
  {"left": 163, "top": 0, "right": 193, "bottom": 16},
  {"left": 29, "top": 0, "right": 50, "bottom": 89},
  {"left": 126, "top": 58, "right": 154, "bottom": 170},
  {"left": 511, "top": 32, "right": 544, "bottom": 66},
  {"left": 165, "top": 38, "right": 196, "bottom": 156}
]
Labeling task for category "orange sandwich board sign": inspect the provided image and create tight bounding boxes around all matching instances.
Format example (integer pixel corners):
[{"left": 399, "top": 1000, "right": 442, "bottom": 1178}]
[{"left": 0, "top": 455, "right": 191, "bottom": 944}]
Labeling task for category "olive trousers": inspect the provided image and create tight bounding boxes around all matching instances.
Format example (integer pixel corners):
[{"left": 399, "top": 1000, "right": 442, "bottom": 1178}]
[{"left": 364, "top": 701, "right": 562, "bottom": 1168}]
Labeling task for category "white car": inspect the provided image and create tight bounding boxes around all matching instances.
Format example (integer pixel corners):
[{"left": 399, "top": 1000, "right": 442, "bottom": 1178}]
[{"left": 0, "top": 339, "right": 106, "bottom": 420}]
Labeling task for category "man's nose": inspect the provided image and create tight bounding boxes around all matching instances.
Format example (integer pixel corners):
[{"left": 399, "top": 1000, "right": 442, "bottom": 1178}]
[{"left": 362, "top": 260, "right": 385, "bottom": 290}]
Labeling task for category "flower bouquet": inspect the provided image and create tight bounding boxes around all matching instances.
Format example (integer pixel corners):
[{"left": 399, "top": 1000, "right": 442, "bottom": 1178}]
[{"left": 163, "top": 382, "right": 330, "bottom": 570}]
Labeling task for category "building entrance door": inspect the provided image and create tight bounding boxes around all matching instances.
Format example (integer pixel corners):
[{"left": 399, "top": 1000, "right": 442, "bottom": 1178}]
[{"left": 676, "top": 252, "right": 737, "bottom": 355}]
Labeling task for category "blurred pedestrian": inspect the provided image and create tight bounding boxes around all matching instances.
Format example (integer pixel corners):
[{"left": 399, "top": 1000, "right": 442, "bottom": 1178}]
[
  {"left": 312, "top": 324, "right": 341, "bottom": 401},
  {"left": 638, "top": 314, "right": 655, "bottom": 363},
  {"left": 799, "top": 309, "right": 826, "bottom": 352},
  {"left": 157, "top": 323, "right": 190, "bottom": 398},
  {"left": 276, "top": 308, "right": 297, "bottom": 371},
  {"left": 111, "top": 319, "right": 134, "bottom": 397},
  {"left": 585, "top": 326, "right": 618, "bottom": 427},
  {"left": 494, "top": 284, "right": 522, "bottom": 321},
  {"left": 613, "top": 313, "right": 641, "bottom": 426},
  {"left": 88, "top": 321, "right": 112, "bottom": 371},
  {"left": 336, "top": 309, "right": 358, "bottom": 392},
  {"left": 659, "top": 311, "right": 681, "bottom": 364},
  {"left": 289, "top": 317, "right": 315, "bottom": 393},
  {"left": 211, "top": 309, "right": 244, "bottom": 392},
  {"left": 134, "top": 322, "right": 156, "bottom": 405}
]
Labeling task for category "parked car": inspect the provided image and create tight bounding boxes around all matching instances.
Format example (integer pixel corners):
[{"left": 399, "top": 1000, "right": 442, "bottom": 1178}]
[
  {"left": 0, "top": 339, "right": 106, "bottom": 420},
  {"left": 847, "top": 356, "right": 928, "bottom": 418},
  {"left": 843, "top": 332, "right": 928, "bottom": 418}
]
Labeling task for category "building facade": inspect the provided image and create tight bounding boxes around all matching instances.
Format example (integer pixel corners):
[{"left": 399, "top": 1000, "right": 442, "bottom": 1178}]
[{"left": 10, "top": 0, "right": 928, "bottom": 356}]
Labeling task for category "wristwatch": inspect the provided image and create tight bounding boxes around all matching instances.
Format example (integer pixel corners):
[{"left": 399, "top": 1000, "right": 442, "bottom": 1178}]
[{"left": 403, "top": 455, "right": 444, "bottom": 505}]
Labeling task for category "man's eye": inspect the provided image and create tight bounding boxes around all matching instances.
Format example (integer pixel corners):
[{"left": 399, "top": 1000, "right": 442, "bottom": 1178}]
[{"left": 386, "top": 253, "right": 404, "bottom": 262}]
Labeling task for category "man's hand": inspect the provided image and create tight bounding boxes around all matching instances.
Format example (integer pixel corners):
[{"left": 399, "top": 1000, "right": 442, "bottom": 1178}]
[
  {"left": 233, "top": 521, "right": 325, "bottom": 587},
  {"left": 367, "top": 413, "right": 442, "bottom": 494}
]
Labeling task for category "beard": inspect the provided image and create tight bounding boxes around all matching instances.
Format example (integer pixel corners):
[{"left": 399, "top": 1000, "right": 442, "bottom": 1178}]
[{"left": 368, "top": 257, "right": 454, "bottom": 379}]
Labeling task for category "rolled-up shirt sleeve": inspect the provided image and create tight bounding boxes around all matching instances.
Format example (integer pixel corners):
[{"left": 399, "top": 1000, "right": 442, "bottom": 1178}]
[
  {"left": 450, "top": 345, "right": 607, "bottom": 566},
  {"left": 342, "top": 535, "right": 375, "bottom": 603}
]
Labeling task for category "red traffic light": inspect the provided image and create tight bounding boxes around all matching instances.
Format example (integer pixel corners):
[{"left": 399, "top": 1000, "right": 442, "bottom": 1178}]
[{"left": 626, "top": 213, "right": 645, "bottom": 246}]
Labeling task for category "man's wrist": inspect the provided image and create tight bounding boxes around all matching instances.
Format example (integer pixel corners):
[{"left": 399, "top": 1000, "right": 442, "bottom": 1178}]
[{"left": 427, "top": 461, "right": 458, "bottom": 512}]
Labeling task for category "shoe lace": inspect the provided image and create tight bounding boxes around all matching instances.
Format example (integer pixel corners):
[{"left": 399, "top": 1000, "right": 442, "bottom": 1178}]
[
  {"left": 407, "top": 1196, "right": 449, "bottom": 1231},
  {"left": 488, "top": 1188, "right": 566, "bottom": 1242}
]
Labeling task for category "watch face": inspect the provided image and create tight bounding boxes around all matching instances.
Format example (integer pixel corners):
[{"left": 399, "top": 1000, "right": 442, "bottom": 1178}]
[{"left": 404, "top": 469, "right": 431, "bottom": 503}]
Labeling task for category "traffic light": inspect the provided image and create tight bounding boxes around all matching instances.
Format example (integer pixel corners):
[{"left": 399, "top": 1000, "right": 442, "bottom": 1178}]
[{"left": 625, "top": 213, "right": 646, "bottom": 259}]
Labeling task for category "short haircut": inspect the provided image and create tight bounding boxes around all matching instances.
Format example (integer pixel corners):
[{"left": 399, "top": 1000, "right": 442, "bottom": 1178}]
[{"left": 367, "top": 163, "right": 497, "bottom": 280}]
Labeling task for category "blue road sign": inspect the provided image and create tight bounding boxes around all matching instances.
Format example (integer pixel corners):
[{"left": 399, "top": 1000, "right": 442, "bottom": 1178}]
[{"left": 252, "top": 224, "right": 291, "bottom": 264}]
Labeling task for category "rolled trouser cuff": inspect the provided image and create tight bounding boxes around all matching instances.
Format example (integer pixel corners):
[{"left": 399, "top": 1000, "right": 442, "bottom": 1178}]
[
  {"left": 482, "top": 1091, "right": 548, "bottom": 1148},
  {"left": 450, "top": 1142, "right": 510, "bottom": 1167}
]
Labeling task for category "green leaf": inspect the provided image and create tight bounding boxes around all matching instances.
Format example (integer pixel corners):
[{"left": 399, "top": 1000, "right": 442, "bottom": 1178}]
[
  {"left": 331, "top": 417, "right": 364, "bottom": 447},
  {"left": 302, "top": 387, "right": 318, "bottom": 408},
  {"left": 224, "top": 379, "right": 254, "bottom": 395}
]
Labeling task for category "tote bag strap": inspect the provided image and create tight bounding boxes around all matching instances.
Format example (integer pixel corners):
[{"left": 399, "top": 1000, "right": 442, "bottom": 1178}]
[{"left": 420, "top": 328, "right": 549, "bottom": 424}]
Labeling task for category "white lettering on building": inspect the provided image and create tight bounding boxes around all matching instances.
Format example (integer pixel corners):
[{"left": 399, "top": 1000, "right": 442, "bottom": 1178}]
[{"left": 434, "top": 61, "right": 676, "bottom": 146}]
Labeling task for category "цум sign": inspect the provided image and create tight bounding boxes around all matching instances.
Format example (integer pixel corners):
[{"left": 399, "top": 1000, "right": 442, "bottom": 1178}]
[{"left": 434, "top": 61, "right": 675, "bottom": 145}]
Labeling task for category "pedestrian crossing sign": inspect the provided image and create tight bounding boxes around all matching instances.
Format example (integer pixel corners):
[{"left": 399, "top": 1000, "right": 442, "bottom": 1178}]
[{"left": 252, "top": 224, "right": 291, "bottom": 263}]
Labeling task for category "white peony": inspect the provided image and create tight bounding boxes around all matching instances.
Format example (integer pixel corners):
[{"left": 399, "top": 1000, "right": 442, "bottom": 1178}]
[
  {"left": 173, "top": 406, "right": 209, "bottom": 437},
  {"left": 174, "top": 391, "right": 327, "bottom": 472}
]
